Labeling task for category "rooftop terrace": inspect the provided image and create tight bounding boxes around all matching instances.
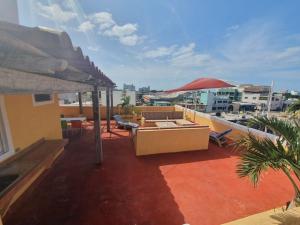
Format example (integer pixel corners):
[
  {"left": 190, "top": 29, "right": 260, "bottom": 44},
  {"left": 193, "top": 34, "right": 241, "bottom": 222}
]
[{"left": 3, "top": 121, "right": 294, "bottom": 225}]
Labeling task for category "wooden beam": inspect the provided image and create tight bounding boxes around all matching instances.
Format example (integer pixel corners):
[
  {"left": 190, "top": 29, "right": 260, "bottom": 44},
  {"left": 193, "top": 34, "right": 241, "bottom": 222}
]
[
  {"left": 92, "top": 85, "right": 103, "bottom": 164},
  {"left": 78, "top": 92, "right": 83, "bottom": 115},
  {"left": 0, "top": 67, "right": 93, "bottom": 94},
  {"left": 106, "top": 87, "right": 111, "bottom": 132}
]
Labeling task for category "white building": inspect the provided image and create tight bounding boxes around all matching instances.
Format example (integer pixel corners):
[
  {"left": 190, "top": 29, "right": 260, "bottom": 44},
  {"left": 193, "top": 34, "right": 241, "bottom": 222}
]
[
  {"left": 237, "top": 84, "right": 284, "bottom": 111},
  {"left": 200, "top": 92, "right": 230, "bottom": 113},
  {"left": 101, "top": 90, "right": 136, "bottom": 106},
  {"left": 58, "top": 93, "right": 78, "bottom": 104}
]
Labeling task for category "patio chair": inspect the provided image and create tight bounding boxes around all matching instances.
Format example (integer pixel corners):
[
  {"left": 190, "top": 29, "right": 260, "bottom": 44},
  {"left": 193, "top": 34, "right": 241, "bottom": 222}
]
[
  {"left": 113, "top": 115, "right": 139, "bottom": 130},
  {"left": 209, "top": 129, "right": 232, "bottom": 147}
]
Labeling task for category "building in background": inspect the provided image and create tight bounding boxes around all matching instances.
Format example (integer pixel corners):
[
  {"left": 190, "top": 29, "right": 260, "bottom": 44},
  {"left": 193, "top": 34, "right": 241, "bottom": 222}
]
[
  {"left": 239, "top": 85, "right": 284, "bottom": 111},
  {"left": 199, "top": 91, "right": 230, "bottom": 113},
  {"left": 216, "top": 88, "right": 242, "bottom": 101},
  {"left": 138, "top": 86, "right": 150, "bottom": 93},
  {"left": 123, "top": 83, "right": 136, "bottom": 91},
  {"left": 291, "top": 90, "right": 300, "bottom": 96},
  {"left": 229, "top": 102, "right": 256, "bottom": 112},
  {"left": 58, "top": 93, "right": 78, "bottom": 105},
  {"left": 101, "top": 90, "right": 136, "bottom": 106}
]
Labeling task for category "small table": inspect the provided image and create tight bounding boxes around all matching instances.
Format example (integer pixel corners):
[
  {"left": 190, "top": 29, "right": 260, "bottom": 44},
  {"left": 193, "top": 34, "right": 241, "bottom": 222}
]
[
  {"left": 176, "top": 119, "right": 194, "bottom": 126},
  {"left": 60, "top": 117, "right": 87, "bottom": 122},
  {"left": 155, "top": 121, "right": 178, "bottom": 128}
]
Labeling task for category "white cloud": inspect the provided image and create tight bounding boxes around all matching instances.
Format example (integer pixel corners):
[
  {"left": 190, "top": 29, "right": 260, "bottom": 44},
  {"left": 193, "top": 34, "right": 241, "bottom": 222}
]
[
  {"left": 119, "top": 35, "right": 141, "bottom": 46},
  {"left": 227, "top": 25, "right": 240, "bottom": 31},
  {"left": 91, "top": 12, "right": 115, "bottom": 30},
  {"left": 88, "top": 46, "right": 100, "bottom": 52},
  {"left": 144, "top": 45, "right": 177, "bottom": 58},
  {"left": 143, "top": 43, "right": 211, "bottom": 67},
  {"left": 35, "top": 2, "right": 77, "bottom": 23},
  {"left": 90, "top": 11, "right": 142, "bottom": 46},
  {"left": 103, "top": 24, "right": 137, "bottom": 37},
  {"left": 171, "top": 43, "right": 211, "bottom": 67},
  {"left": 78, "top": 21, "right": 95, "bottom": 32},
  {"left": 225, "top": 24, "right": 240, "bottom": 37}
]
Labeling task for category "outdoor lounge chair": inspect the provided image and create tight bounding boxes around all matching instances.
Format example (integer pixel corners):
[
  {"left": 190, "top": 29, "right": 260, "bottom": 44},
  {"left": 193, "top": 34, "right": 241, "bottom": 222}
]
[
  {"left": 113, "top": 115, "right": 139, "bottom": 130},
  {"left": 209, "top": 129, "right": 232, "bottom": 147}
]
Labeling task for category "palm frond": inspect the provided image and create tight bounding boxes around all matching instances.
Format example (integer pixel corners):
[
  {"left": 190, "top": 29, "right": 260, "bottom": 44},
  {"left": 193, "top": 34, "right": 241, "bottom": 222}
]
[
  {"left": 236, "top": 133, "right": 290, "bottom": 186},
  {"left": 288, "top": 99, "right": 300, "bottom": 113},
  {"left": 248, "top": 116, "right": 299, "bottom": 148}
]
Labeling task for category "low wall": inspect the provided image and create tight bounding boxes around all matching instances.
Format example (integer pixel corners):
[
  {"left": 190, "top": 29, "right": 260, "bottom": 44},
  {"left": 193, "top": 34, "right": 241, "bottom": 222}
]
[
  {"left": 59, "top": 105, "right": 176, "bottom": 120},
  {"left": 134, "top": 126, "right": 209, "bottom": 156},
  {"left": 175, "top": 105, "right": 277, "bottom": 141}
]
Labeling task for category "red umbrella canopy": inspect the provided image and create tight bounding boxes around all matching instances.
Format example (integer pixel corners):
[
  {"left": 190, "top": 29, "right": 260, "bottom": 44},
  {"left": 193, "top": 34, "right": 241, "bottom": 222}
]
[{"left": 165, "top": 77, "right": 235, "bottom": 93}]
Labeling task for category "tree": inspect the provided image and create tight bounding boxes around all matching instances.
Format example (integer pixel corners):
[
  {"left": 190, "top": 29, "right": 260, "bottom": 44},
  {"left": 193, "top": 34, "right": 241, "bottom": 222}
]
[
  {"left": 121, "top": 95, "right": 130, "bottom": 108},
  {"left": 236, "top": 116, "right": 300, "bottom": 207},
  {"left": 120, "top": 95, "right": 132, "bottom": 115}
]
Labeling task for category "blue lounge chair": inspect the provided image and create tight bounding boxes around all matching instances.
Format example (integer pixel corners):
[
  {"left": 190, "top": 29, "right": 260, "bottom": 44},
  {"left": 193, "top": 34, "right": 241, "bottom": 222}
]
[
  {"left": 209, "top": 129, "right": 232, "bottom": 147},
  {"left": 113, "top": 115, "right": 139, "bottom": 130}
]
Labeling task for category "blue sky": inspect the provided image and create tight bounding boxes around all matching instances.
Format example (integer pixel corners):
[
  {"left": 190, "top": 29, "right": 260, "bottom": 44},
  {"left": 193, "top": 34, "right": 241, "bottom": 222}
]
[{"left": 18, "top": 0, "right": 300, "bottom": 91}]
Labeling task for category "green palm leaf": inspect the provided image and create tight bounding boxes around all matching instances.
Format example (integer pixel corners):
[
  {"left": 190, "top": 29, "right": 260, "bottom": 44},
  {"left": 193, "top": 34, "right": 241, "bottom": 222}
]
[{"left": 288, "top": 99, "right": 300, "bottom": 113}]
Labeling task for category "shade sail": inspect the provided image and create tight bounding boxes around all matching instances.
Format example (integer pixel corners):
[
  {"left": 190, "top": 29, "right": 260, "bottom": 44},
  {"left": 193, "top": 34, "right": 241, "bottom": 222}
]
[{"left": 165, "top": 77, "right": 235, "bottom": 93}]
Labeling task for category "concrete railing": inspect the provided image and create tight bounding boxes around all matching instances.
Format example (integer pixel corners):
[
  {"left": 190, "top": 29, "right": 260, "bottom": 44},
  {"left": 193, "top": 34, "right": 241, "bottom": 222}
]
[
  {"left": 59, "top": 105, "right": 176, "bottom": 120},
  {"left": 175, "top": 105, "right": 278, "bottom": 142}
]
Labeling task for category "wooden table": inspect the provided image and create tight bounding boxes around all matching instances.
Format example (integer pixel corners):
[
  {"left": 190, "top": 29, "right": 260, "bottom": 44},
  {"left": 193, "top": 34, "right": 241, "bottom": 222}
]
[
  {"left": 176, "top": 119, "right": 194, "bottom": 126},
  {"left": 155, "top": 121, "right": 178, "bottom": 128}
]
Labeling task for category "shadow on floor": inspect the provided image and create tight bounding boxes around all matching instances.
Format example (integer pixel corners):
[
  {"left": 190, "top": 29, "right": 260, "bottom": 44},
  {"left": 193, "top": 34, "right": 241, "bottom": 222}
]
[{"left": 4, "top": 125, "right": 187, "bottom": 225}]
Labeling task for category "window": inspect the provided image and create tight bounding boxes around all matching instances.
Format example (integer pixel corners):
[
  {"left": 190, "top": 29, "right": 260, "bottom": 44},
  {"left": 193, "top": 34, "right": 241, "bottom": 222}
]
[
  {"left": 253, "top": 97, "right": 257, "bottom": 100},
  {"left": 259, "top": 96, "right": 268, "bottom": 100},
  {"left": 33, "top": 94, "right": 53, "bottom": 106},
  {"left": 244, "top": 97, "right": 248, "bottom": 99},
  {"left": 0, "top": 96, "right": 14, "bottom": 160},
  {"left": 0, "top": 120, "right": 7, "bottom": 156}
]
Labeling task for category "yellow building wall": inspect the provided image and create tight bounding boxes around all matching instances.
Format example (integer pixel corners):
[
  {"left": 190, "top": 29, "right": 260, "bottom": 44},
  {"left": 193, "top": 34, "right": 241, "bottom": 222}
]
[{"left": 4, "top": 94, "right": 62, "bottom": 151}]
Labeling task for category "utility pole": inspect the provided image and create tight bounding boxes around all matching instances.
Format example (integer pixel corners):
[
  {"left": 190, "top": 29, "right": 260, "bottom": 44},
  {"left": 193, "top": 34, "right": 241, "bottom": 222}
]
[
  {"left": 267, "top": 81, "right": 274, "bottom": 119},
  {"left": 265, "top": 81, "right": 274, "bottom": 132}
]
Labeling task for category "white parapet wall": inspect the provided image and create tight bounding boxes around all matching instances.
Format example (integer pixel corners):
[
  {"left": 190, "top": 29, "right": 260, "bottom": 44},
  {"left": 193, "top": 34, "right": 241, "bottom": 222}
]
[{"left": 175, "top": 105, "right": 278, "bottom": 142}]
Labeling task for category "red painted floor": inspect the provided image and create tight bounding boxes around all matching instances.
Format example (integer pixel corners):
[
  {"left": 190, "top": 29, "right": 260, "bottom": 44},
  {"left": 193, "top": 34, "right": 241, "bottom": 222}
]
[{"left": 4, "top": 121, "right": 295, "bottom": 225}]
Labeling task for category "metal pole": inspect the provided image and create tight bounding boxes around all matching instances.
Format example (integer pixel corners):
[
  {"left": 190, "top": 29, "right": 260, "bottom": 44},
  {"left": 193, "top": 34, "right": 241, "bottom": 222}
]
[
  {"left": 193, "top": 92, "right": 197, "bottom": 122},
  {"left": 92, "top": 85, "right": 103, "bottom": 164},
  {"left": 265, "top": 81, "right": 274, "bottom": 132},
  {"left": 78, "top": 92, "right": 83, "bottom": 115},
  {"left": 184, "top": 94, "right": 187, "bottom": 119},
  {"left": 110, "top": 88, "right": 114, "bottom": 118},
  {"left": 106, "top": 87, "right": 111, "bottom": 132},
  {"left": 267, "top": 81, "right": 274, "bottom": 118}
]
